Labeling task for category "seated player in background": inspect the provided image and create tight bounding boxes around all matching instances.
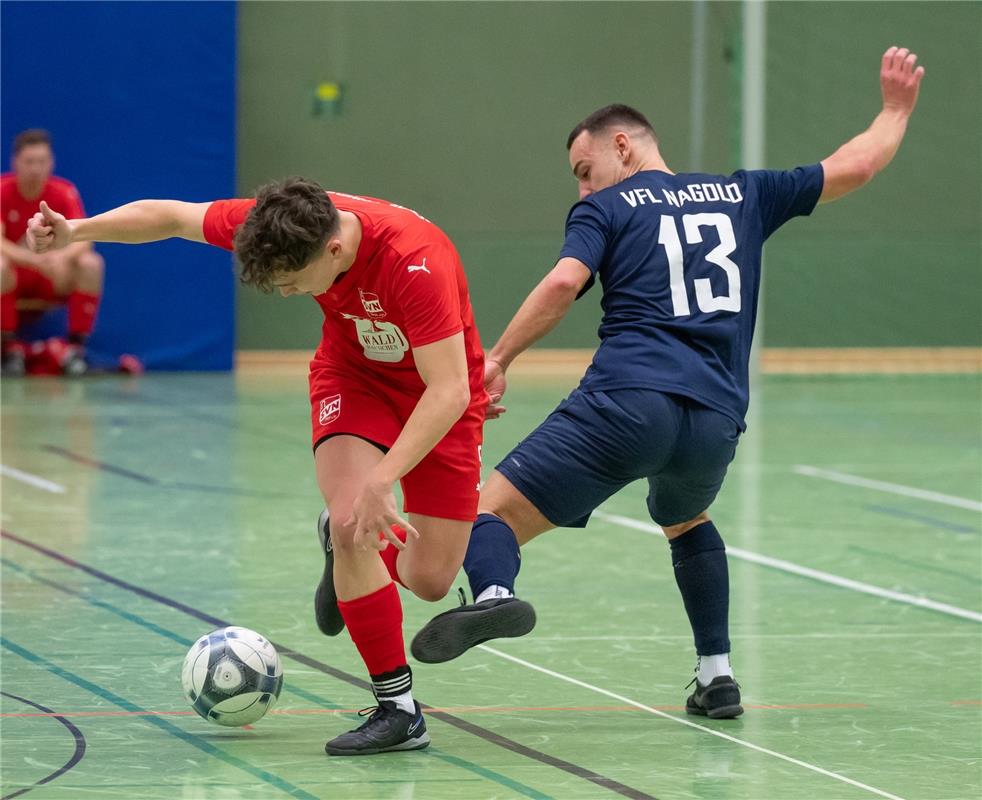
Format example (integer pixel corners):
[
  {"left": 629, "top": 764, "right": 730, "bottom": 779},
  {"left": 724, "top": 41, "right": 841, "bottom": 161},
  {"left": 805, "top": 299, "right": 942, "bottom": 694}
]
[
  {"left": 1, "top": 129, "right": 104, "bottom": 376},
  {"left": 27, "top": 178, "right": 488, "bottom": 755},
  {"left": 411, "top": 47, "right": 926, "bottom": 720}
]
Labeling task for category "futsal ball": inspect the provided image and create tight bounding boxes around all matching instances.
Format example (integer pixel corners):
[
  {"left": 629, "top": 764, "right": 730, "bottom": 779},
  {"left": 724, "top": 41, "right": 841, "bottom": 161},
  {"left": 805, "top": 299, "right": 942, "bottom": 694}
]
[{"left": 181, "top": 626, "right": 283, "bottom": 727}]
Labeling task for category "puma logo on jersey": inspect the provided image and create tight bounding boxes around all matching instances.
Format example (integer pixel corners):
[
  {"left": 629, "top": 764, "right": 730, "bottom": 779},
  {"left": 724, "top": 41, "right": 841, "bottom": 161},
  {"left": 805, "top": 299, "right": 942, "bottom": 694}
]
[{"left": 407, "top": 258, "right": 430, "bottom": 274}]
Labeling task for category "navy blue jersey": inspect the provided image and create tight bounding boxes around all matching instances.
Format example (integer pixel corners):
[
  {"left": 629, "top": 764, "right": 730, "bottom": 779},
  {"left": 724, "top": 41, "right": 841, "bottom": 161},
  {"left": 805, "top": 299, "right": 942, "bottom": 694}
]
[{"left": 559, "top": 164, "right": 824, "bottom": 429}]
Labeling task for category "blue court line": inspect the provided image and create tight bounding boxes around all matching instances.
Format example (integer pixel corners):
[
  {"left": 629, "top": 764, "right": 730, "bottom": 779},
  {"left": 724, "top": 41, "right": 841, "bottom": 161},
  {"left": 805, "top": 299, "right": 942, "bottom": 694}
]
[
  {"left": 0, "top": 637, "right": 320, "bottom": 800},
  {"left": 0, "top": 690, "right": 86, "bottom": 800},
  {"left": 865, "top": 504, "right": 979, "bottom": 534},
  {"left": 2, "top": 529, "right": 651, "bottom": 800},
  {"left": 41, "top": 445, "right": 314, "bottom": 500},
  {"left": 0, "top": 558, "right": 553, "bottom": 800}
]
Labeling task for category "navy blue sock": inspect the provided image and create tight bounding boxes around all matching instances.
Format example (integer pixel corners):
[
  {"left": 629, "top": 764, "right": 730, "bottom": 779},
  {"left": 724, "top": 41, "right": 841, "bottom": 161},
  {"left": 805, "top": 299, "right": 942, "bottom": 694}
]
[
  {"left": 669, "top": 521, "right": 730, "bottom": 655},
  {"left": 463, "top": 513, "right": 521, "bottom": 599}
]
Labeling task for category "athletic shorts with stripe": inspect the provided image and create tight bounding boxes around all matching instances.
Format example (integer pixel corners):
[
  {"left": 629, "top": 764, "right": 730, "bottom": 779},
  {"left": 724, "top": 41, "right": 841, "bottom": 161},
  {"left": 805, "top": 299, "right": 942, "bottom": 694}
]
[{"left": 495, "top": 387, "right": 740, "bottom": 528}]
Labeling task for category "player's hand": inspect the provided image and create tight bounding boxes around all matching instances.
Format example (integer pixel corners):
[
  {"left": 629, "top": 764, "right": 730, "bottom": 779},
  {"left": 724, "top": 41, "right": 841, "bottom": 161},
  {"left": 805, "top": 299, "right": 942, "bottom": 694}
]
[
  {"left": 347, "top": 480, "right": 421, "bottom": 552},
  {"left": 26, "top": 201, "right": 73, "bottom": 253},
  {"left": 484, "top": 358, "right": 508, "bottom": 420},
  {"left": 880, "top": 46, "right": 925, "bottom": 117}
]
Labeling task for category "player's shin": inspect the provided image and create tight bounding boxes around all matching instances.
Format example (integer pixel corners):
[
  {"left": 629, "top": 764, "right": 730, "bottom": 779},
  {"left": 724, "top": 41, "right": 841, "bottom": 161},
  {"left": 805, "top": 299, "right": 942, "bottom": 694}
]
[
  {"left": 67, "top": 289, "right": 99, "bottom": 344},
  {"left": 336, "top": 582, "right": 415, "bottom": 713},
  {"left": 1, "top": 289, "right": 18, "bottom": 335},
  {"left": 669, "top": 521, "right": 733, "bottom": 680},
  {"left": 463, "top": 513, "right": 521, "bottom": 602}
]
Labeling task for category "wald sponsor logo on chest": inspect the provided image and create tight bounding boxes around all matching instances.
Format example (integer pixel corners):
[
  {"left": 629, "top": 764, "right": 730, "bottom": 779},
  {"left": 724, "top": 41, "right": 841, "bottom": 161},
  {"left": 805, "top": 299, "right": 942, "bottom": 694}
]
[{"left": 338, "top": 289, "right": 410, "bottom": 363}]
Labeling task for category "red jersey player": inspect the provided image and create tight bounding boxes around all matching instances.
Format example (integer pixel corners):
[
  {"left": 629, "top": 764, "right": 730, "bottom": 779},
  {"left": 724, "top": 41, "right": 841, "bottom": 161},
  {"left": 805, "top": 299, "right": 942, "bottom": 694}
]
[
  {"left": 1, "top": 129, "right": 104, "bottom": 376},
  {"left": 27, "top": 178, "right": 489, "bottom": 755}
]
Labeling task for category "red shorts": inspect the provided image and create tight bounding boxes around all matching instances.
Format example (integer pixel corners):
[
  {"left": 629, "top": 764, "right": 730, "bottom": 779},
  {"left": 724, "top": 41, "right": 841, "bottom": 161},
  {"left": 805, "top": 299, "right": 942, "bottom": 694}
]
[
  {"left": 12, "top": 264, "right": 59, "bottom": 302},
  {"left": 309, "top": 362, "right": 483, "bottom": 522}
]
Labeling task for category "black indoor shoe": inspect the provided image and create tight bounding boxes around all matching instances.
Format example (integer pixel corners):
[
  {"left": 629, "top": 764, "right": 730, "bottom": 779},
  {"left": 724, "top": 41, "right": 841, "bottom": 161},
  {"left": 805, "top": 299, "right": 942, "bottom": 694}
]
[
  {"left": 325, "top": 701, "right": 430, "bottom": 756},
  {"left": 685, "top": 675, "right": 744, "bottom": 719},
  {"left": 411, "top": 589, "right": 536, "bottom": 664},
  {"left": 314, "top": 509, "right": 345, "bottom": 636}
]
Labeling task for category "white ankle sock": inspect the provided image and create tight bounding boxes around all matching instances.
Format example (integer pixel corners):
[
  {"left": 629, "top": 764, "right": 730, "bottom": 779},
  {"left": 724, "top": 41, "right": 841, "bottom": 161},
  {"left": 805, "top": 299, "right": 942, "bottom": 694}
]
[
  {"left": 697, "top": 653, "right": 733, "bottom": 684},
  {"left": 475, "top": 584, "right": 514, "bottom": 604},
  {"left": 388, "top": 690, "right": 415, "bottom": 715}
]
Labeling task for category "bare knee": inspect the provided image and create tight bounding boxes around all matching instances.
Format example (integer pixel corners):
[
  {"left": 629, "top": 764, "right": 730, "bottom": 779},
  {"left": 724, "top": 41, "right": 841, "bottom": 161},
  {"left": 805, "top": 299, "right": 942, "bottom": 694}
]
[
  {"left": 73, "top": 250, "right": 104, "bottom": 293},
  {"left": 407, "top": 570, "right": 455, "bottom": 602},
  {"left": 326, "top": 515, "right": 359, "bottom": 555},
  {"left": 662, "top": 511, "right": 711, "bottom": 541},
  {"left": 477, "top": 470, "right": 553, "bottom": 546}
]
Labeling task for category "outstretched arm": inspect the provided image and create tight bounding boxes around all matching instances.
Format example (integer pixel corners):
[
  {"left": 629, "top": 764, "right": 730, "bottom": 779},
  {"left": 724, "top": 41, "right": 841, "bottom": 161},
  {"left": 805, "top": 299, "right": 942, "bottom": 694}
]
[
  {"left": 819, "top": 46, "right": 925, "bottom": 203},
  {"left": 26, "top": 199, "right": 211, "bottom": 253},
  {"left": 486, "top": 257, "right": 591, "bottom": 372},
  {"left": 482, "top": 257, "right": 591, "bottom": 418}
]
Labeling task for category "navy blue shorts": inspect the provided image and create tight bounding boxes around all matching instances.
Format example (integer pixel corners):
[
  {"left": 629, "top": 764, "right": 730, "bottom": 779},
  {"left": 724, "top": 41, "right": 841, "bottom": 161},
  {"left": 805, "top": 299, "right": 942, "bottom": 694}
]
[{"left": 495, "top": 388, "right": 740, "bottom": 528}]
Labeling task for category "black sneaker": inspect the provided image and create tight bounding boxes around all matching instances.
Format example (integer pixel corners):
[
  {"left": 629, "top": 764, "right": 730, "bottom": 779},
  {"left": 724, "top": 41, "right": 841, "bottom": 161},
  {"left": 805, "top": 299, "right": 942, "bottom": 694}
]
[
  {"left": 411, "top": 588, "right": 536, "bottom": 664},
  {"left": 325, "top": 700, "right": 430, "bottom": 756},
  {"left": 685, "top": 675, "right": 744, "bottom": 719},
  {"left": 314, "top": 509, "right": 345, "bottom": 636}
]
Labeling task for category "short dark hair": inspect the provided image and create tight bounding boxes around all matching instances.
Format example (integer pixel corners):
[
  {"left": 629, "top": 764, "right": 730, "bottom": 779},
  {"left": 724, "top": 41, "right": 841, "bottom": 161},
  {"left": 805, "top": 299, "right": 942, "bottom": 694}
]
[
  {"left": 13, "top": 129, "right": 52, "bottom": 155},
  {"left": 234, "top": 177, "right": 340, "bottom": 292},
  {"left": 566, "top": 104, "right": 657, "bottom": 150}
]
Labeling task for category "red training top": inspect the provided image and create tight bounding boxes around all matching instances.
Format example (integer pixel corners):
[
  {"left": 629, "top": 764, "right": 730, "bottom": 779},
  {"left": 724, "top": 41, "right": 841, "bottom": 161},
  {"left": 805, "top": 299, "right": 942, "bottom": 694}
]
[
  {"left": 202, "top": 191, "right": 487, "bottom": 402},
  {"left": 1, "top": 174, "right": 85, "bottom": 244}
]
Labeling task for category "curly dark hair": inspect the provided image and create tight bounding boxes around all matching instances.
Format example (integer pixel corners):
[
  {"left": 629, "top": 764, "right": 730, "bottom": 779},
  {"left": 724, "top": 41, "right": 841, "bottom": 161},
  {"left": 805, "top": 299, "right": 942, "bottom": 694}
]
[
  {"left": 566, "top": 104, "right": 658, "bottom": 150},
  {"left": 234, "top": 178, "right": 340, "bottom": 292}
]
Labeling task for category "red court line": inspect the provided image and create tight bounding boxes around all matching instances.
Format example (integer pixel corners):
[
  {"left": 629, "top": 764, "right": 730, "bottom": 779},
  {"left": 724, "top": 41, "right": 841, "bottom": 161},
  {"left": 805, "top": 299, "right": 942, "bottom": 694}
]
[
  {"left": 2, "top": 701, "right": 871, "bottom": 719},
  {"left": 950, "top": 700, "right": 982, "bottom": 706}
]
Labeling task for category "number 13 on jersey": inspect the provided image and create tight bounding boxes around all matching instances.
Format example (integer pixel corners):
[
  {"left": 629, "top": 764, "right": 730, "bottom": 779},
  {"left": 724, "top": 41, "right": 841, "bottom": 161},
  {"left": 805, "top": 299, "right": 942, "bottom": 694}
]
[{"left": 657, "top": 213, "right": 741, "bottom": 316}]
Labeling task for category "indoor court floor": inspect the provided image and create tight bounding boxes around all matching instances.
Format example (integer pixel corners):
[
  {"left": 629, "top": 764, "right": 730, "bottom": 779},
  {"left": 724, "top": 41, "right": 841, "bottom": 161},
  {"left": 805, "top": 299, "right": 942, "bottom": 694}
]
[{"left": 1, "top": 369, "right": 980, "bottom": 800}]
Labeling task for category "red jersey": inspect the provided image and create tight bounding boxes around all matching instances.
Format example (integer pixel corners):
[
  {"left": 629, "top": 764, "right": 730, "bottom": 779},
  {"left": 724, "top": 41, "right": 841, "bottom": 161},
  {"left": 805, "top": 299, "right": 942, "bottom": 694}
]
[
  {"left": 1, "top": 173, "right": 85, "bottom": 243},
  {"left": 203, "top": 191, "right": 487, "bottom": 402}
]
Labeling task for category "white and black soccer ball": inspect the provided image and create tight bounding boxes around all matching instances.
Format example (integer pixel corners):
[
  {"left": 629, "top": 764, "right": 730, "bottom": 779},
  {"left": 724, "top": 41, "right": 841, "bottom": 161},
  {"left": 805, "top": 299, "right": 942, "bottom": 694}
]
[{"left": 181, "top": 626, "right": 283, "bottom": 727}]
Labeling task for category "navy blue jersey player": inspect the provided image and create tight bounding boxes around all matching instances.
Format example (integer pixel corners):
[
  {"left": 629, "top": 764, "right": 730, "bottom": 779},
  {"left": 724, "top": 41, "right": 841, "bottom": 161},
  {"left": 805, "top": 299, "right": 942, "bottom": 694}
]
[{"left": 412, "top": 47, "right": 925, "bottom": 718}]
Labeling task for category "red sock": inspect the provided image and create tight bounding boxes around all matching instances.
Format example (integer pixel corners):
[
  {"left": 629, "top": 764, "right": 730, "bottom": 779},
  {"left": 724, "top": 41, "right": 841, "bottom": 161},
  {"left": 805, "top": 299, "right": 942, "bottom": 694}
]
[
  {"left": 337, "top": 582, "right": 407, "bottom": 677},
  {"left": 67, "top": 291, "right": 100, "bottom": 338},
  {"left": 379, "top": 526, "right": 408, "bottom": 587},
  {"left": 1, "top": 291, "right": 18, "bottom": 335}
]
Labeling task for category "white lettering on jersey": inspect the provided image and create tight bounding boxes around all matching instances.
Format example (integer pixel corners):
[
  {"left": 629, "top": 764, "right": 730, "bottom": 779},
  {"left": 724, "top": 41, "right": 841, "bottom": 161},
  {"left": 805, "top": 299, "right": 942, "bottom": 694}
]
[
  {"left": 619, "top": 188, "right": 663, "bottom": 208},
  {"left": 658, "top": 214, "right": 741, "bottom": 316},
  {"left": 662, "top": 183, "right": 743, "bottom": 208}
]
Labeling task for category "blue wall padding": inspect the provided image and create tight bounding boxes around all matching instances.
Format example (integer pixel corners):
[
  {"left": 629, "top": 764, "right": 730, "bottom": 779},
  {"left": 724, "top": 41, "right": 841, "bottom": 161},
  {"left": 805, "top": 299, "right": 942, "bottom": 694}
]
[{"left": 1, "top": 1, "right": 237, "bottom": 370}]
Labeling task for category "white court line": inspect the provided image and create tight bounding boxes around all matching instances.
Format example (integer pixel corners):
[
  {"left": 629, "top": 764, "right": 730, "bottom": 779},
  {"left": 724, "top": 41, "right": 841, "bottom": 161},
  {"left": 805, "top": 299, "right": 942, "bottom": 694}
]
[
  {"left": 595, "top": 511, "right": 982, "bottom": 624},
  {"left": 794, "top": 465, "right": 982, "bottom": 513},
  {"left": 523, "top": 631, "right": 979, "bottom": 641},
  {"left": 480, "top": 645, "right": 905, "bottom": 800},
  {"left": 0, "top": 465, "right": 66, "bottom": 494}
]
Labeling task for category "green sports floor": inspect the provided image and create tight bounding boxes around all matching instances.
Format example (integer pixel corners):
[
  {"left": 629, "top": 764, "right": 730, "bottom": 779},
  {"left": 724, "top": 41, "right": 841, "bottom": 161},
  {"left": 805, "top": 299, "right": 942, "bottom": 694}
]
[{"left": 1, "top": 370, "right": 980, "bottom": 800}]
